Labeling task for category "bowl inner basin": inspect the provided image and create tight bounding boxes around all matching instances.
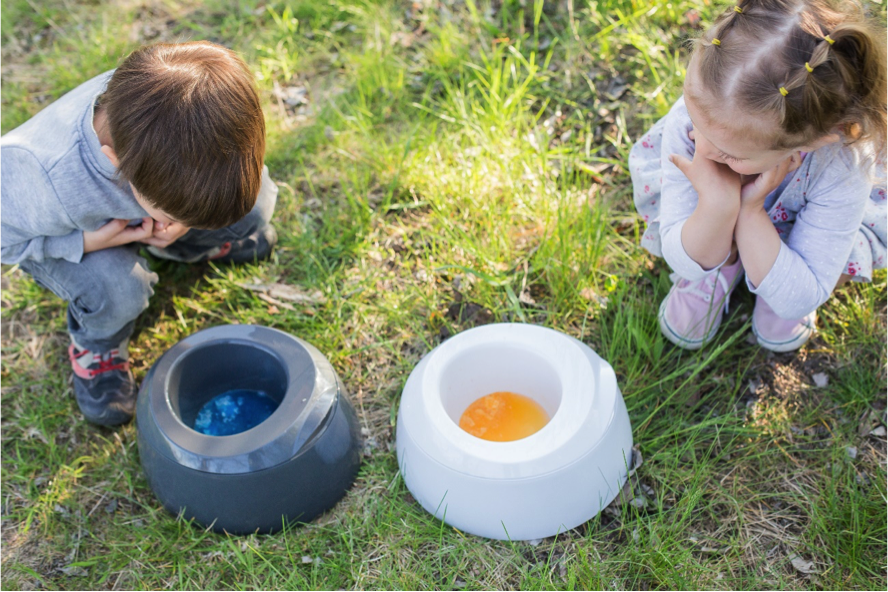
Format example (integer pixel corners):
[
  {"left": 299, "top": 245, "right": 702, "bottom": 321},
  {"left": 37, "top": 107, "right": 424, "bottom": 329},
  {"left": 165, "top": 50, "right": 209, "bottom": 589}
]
[
  {"left": 165, "top": 342, "right": 290, "bottom": 434},
  {"left": 438, "top": 345, "right": 563, "bottom": 434}
]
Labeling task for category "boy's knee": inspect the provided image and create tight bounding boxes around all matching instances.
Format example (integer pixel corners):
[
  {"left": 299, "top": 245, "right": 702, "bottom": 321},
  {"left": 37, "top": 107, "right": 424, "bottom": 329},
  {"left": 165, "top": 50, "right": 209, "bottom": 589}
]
[
  {"left": 222, "top": 167, "right": 278, "bottom": 240},
  {"left": 76, "top": 249, "right": 157, "bottom": 321},
  {"left": 253, "top": 166, "right": 278, "bottom": 226}
]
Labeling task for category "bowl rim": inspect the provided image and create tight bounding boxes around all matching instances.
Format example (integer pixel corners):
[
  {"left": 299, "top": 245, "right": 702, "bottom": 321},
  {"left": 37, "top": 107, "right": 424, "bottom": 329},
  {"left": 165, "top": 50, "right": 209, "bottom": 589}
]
[
  {"left": 398, "top": 323, "right": 622, "bottom": 479},
  {"left": 143, "top": 324, "right": 341, "bottom": 473}
]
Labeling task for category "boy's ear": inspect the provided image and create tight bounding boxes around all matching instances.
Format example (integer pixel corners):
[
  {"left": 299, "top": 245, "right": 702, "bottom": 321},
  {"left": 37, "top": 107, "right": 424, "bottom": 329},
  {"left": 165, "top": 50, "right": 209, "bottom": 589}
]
[
  {"left": 799, "top": 133, "right": 841, "bottom": 152},
  {"left": 100, "top": 144, "right": 120, "bottom": 168}
]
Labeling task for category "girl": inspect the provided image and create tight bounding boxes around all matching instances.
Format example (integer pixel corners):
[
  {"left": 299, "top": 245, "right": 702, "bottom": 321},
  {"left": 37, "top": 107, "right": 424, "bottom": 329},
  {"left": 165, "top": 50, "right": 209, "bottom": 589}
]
[{"left": 630, "top": 0, "right": 886, "bottom": 352}]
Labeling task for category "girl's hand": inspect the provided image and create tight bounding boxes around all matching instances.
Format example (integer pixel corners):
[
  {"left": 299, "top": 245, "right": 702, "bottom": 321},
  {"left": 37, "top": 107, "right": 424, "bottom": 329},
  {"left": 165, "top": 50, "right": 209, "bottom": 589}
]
[
  {"left": 83, "top": 218, "right": 154, "bottom": 253},
  {"left": 669, "top": 131, "right": 741, "bottom": 210},
  {"left": 739, "top": 152, "right": 801, "bottom": 212},
  {"left": 142, "top": 221, "right": 190, "bottom": 249}
]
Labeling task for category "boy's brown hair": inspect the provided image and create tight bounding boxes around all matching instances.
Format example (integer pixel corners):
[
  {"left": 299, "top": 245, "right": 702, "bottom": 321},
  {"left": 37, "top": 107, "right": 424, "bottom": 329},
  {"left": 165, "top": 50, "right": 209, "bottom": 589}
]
[
  {"left": 101, "top": 41, "right": 265, "bottom": 229},
  {"left": 688, "top": 0, "right": 886, "bottom": 155}
]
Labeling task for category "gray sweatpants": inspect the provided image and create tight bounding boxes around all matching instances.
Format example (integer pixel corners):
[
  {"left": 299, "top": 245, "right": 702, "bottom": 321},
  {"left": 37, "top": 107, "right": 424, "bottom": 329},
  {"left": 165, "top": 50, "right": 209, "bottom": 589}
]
[{"left": 19, "top": 168, "right": 278, "bottom": 352}]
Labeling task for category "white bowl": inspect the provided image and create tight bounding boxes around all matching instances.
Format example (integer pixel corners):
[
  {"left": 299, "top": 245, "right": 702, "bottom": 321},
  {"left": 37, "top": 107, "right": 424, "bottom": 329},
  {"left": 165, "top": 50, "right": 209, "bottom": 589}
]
[{"left": 396, "top": 323, "right": 633, "bottom": 540}]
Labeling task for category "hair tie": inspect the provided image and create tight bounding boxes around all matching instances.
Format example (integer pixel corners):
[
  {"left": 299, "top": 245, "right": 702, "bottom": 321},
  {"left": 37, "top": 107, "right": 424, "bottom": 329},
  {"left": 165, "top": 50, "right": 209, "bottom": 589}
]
[
  {"left": 733, "top": 6, "right": 743, "bottom": 13},
  {"left": 778, "top": 86, "right": 789, "bottom": 96},
  {"left": 804, "top": 62, "right": 814, "bottom": 73},
  {"left": 711, "top": 38, "right": 722, "bottom": 46},
  {"left": 824, "top": 35, "right": 835, "bottom": 45}
]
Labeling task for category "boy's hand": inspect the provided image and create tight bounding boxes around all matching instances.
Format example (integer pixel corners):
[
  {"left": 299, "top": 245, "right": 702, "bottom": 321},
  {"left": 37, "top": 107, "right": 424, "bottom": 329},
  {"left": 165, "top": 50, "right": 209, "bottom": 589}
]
[
  {"left": 740, "top": 152, "right": 801, "bottom": 212},
  {"left": 142, "top": 221, "right": 190, "bottom": 249},
  {"left": 83, "top": 218, "right": 154, "bottom": 253}
]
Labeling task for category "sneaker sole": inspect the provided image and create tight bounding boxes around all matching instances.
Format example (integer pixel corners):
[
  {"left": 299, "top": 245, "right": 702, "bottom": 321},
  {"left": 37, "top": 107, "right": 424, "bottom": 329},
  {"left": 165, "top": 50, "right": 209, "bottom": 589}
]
[
  {"left": 752, "top": 314, "right": 816, "bottom": 353},
  {"left": 212, "top": 225, "right": 277, "bottom": 264}
]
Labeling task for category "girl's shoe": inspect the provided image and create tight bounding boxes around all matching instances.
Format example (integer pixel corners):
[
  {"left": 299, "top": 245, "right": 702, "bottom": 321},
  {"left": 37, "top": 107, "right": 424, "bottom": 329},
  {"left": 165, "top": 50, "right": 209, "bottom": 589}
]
[
  {"left": 751, "top": 296, "right": 816, "bottom": 352},
  {"left": 658, "top": 258, "right": 744, "bottom": 350}
]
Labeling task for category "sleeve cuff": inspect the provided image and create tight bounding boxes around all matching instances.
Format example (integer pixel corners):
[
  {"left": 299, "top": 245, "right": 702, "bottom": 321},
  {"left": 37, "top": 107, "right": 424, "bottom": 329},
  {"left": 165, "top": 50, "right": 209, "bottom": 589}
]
[
  {"left": 746, "top": 242, "right": 828, "bottom": 319},
  {"left": 745, "top": 241, "right": 790, "bottom": 297},
  {"left": 661, "top": 219, "right": 732, "bottom": 280},
  {"left": 44, "top": 230, "right": 84, "bottom": 263}
]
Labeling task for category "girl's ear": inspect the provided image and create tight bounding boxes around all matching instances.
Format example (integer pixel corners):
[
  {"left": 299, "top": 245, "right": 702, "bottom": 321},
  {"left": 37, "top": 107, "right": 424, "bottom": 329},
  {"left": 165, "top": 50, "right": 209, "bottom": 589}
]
[
  {"left": 100, "top": 144, "right": 120, "bottom": 168},
  {"left": 798, "top": 132, "right": 841, "bottom": 153}
]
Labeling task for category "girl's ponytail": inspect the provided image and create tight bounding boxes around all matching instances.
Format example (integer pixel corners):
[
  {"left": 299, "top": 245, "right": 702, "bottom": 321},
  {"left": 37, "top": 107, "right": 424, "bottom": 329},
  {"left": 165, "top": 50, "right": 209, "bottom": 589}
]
[
  {"left": 690, "top": 0, "right": 887, "bottom": 157},
  {"left": 820, "top": 19, "right": 887, "bottom": 152}
]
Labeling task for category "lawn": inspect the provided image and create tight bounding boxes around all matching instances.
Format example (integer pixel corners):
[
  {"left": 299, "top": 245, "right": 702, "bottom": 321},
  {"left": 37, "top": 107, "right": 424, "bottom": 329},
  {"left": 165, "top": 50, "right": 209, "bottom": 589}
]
[{"left": 1, "top": 0, "right": 886, "bottom": 589}]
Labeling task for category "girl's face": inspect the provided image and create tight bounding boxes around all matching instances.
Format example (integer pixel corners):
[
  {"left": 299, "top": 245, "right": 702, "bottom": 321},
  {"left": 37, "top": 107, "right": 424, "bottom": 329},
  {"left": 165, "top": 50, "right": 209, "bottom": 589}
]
[
  {"left": 679, "top": 58, "right": 835, "bottom": 176},
  {"left": 683, "top": 88, "right": 798, "bottom": 176}
]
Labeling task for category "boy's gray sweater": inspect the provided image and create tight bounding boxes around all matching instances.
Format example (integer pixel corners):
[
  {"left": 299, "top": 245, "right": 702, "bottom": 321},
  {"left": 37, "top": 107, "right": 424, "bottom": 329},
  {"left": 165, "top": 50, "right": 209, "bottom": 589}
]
[{"left": 1, "top": 71, "right": 147, "bottom": 265}]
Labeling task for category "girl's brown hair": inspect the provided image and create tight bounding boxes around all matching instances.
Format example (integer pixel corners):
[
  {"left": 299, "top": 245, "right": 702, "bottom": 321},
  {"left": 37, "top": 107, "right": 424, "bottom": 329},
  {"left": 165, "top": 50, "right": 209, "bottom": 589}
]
[
  {"left": 689, "top": 0, "right": 886, "bottom": 154},
  {"left": 101, "top": 41, "right": 265, "bottom": 229}
]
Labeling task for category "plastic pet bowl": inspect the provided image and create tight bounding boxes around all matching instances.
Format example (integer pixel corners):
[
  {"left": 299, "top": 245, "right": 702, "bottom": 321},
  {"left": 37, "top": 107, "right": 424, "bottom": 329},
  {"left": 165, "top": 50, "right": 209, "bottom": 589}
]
[
  {"left": 136, "top": 325, "right": 361, "bottom": 534},
  {"left": 396, "top": 323, "right": 633, "bottom": 540}
]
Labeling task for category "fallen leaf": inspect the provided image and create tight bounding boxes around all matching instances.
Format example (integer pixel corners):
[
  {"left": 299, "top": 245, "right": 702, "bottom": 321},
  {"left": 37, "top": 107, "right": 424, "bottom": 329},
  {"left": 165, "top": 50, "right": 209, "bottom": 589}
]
[
  {"left": 789, "top": 554, "right": 818, "bottom": 574},
  {"left": 389, "top": 31, "right": 416, "bottom": 47},
  {"left": 240, "top": 282, "right": 326, "bottom": 304},
  {"left": 627, "top": 445, "right": 643, "bottom": 477},
  {"left": 580, "top": 287, "right": 608, "bottom": 307},
  {"left": 858, "top": 409, "right": 881, "bottom": 437},
  {"left": 25, "top": 427, "right": 48, "bottom": 444},
  {"left": 257, "top": 292, "right": 295, "bottom": 311},
  {"left": 612, "top": 477, "right": 635, "bottom": 506},
  {"left": 629, "top": 495, "right": 648, "bottom": 509},
  {"left": 272, "top": 82, "right": 309, "bottom": 107},
  {"left": 60, "top": 565, "right": 89, "bottom": 577},
  {"left": 518, "top": 290, "right": 536, "bottom": 305}
]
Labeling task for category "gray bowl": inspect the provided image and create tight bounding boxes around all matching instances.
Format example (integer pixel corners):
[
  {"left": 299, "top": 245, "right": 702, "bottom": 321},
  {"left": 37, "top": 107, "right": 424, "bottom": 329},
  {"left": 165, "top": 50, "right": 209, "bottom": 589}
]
[{"left": 136, "top": 324, "right": 361, "bottom": 534}]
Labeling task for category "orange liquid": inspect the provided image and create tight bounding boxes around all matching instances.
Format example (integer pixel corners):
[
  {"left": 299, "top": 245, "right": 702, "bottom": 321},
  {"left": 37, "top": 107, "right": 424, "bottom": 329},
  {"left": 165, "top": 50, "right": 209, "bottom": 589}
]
[{"left": 459, "top": 391, "right": 550, "bottom": 442}]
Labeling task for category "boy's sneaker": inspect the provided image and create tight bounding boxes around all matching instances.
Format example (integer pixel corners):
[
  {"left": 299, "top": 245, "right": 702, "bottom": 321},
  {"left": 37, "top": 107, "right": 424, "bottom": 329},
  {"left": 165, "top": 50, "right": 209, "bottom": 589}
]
[
  {"left": 69, "top": 340, "right": 135, "bottom": 426},
  {"left": 658, "top": 258, "right": 744, "bottom": 350},
  {"left": 147, "top": 224, "right": 277, "bottom": 264},
  {"left": 751, "top": 296, "right": 816, "bottom": 352}
]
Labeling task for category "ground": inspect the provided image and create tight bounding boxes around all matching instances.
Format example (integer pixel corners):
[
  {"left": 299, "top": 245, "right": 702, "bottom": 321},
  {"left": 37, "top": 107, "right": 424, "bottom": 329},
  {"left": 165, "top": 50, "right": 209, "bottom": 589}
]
[{"left": 1, "top": 1, "right": 886, "bottom": 589}]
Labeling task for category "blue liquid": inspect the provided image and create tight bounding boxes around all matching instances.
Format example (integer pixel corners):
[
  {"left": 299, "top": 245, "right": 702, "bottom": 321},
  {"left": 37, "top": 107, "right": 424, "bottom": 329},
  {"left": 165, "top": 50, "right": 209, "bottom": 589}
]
[{"left": 193, "top": 389, "right": 279, "bottom": 436}]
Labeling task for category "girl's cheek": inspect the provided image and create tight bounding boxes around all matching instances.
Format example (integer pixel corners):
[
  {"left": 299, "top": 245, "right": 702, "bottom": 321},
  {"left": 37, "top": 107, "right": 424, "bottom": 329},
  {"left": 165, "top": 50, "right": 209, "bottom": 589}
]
[{"left": 728, "top": 162, "right": 760, "bottom": 175}]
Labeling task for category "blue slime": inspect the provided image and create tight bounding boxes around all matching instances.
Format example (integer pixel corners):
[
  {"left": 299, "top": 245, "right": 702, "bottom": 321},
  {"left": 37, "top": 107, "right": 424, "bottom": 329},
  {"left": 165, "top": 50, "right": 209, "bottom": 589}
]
[{"left": 193, "top": 389, "right": 279, "bottom": 436}]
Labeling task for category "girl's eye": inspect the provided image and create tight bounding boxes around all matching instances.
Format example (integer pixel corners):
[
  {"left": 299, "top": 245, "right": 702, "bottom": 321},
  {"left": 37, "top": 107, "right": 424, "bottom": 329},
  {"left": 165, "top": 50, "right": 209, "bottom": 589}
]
[{"left": 719, "top": 152, "right": 742, "bottom": 163}]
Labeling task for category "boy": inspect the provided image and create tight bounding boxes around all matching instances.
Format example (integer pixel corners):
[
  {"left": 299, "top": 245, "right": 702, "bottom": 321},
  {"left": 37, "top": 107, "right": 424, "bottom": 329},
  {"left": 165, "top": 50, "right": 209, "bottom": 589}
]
[{"left": 1, "top": 41, "right": 278, "bottom": 426}]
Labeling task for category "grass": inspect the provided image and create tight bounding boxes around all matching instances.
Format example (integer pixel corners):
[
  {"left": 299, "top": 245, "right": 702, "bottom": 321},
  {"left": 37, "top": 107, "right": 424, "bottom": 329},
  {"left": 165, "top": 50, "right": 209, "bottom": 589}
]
[{"left": 2, "top": 0, "right": 886, "bottom": 589}]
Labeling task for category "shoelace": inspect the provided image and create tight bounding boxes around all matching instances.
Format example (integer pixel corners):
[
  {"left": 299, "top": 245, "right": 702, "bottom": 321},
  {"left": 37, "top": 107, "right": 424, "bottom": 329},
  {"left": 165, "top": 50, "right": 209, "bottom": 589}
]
[
  {"left": 69, "top": 345, "right": 130, "bottom": 379},
  {"left": 670, "top": 269, "right": 733, "bottom": 313}
]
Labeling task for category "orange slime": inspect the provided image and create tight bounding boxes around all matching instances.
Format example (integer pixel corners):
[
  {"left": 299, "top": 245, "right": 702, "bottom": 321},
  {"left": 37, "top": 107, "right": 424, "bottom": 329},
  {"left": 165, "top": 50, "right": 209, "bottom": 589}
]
[{"left": 459, "top": 391, "right": 550, "bottom": 442}]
